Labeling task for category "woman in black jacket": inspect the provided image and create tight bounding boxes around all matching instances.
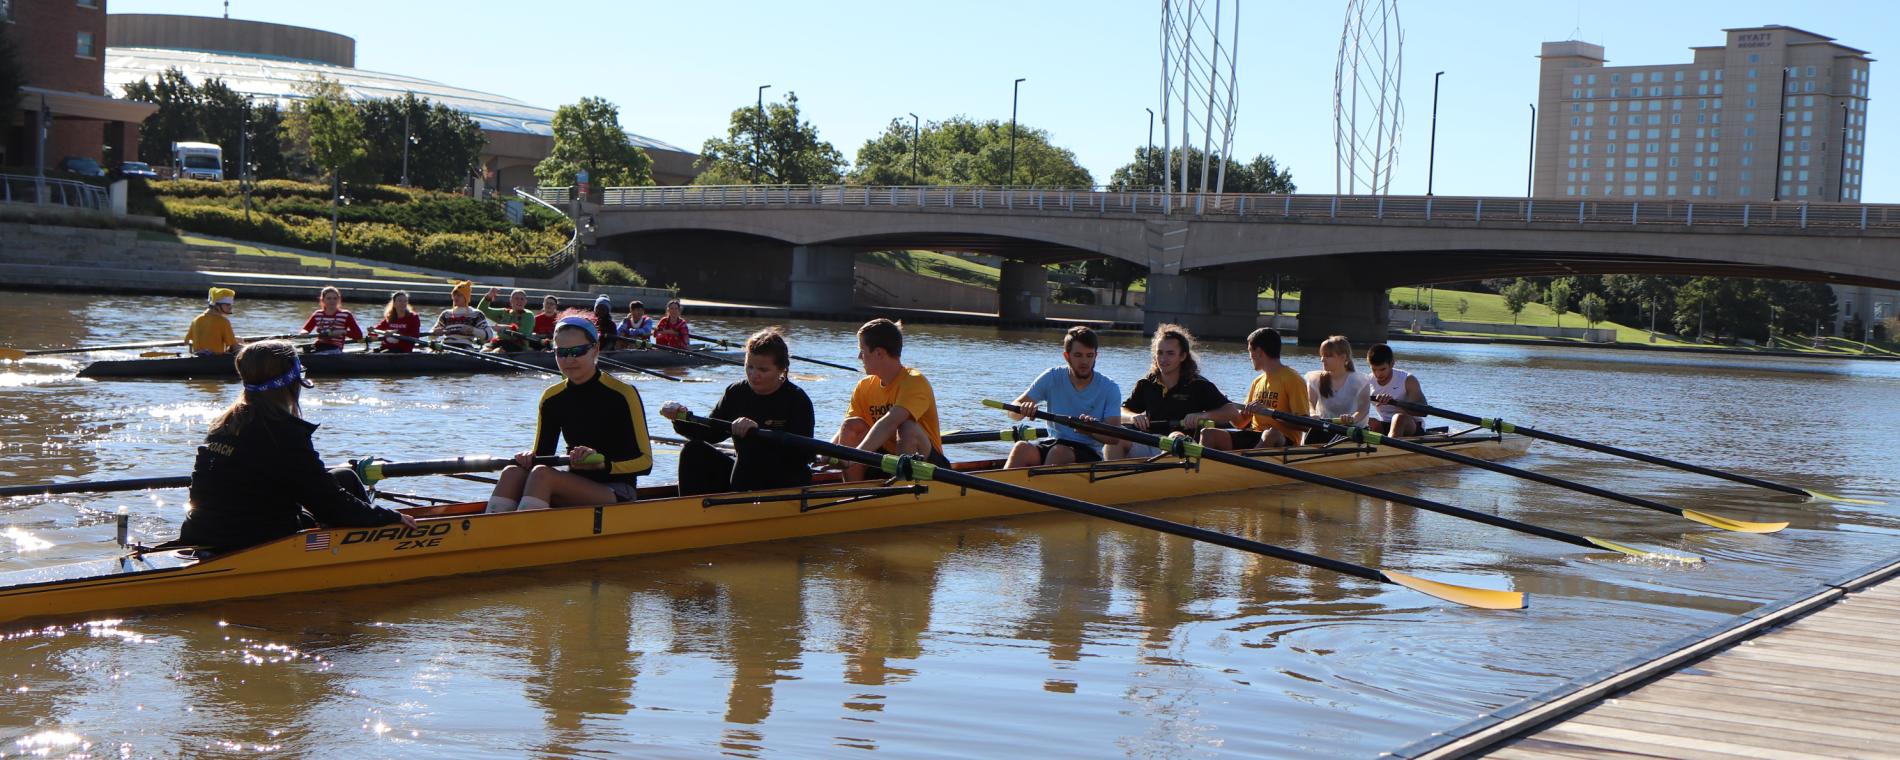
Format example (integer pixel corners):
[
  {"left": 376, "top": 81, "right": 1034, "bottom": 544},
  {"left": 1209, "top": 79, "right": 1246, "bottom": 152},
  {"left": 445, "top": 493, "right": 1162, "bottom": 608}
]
[
  {"left": 179, "top": 340, "right": 412, "bottom": 553},
  {"left": 660, "top": 327, "right": 816, "bottom": 495}
]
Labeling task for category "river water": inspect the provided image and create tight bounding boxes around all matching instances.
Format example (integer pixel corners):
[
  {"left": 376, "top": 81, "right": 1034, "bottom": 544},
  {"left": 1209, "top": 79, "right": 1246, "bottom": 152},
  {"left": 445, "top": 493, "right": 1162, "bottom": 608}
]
[{"left": 1, "top": 290, "right": 1896, "bottom": 757}]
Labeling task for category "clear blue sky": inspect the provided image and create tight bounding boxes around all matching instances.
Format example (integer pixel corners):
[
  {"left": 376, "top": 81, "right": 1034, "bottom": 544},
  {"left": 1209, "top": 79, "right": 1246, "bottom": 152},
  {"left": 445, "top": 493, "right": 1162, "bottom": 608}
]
[{"left": 114, "top": 1, "right": 1897, "bottom": 199}]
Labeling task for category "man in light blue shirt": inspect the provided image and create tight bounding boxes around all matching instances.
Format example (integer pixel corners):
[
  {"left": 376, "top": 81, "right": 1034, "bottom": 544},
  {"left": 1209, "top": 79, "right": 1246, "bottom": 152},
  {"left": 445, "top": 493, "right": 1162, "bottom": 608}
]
[{"left": 1005, "top": 325, "right": 1124, "bottom": 468}]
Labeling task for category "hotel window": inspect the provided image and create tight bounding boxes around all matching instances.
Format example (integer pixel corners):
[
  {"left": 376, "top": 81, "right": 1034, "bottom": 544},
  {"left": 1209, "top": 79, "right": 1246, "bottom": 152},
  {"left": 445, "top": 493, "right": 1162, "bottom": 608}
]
[
  {"left": 1800, "top": 126, "right": 1812, "bottom": 137},
  {"left": 1670, "top": 115, "right": 1681, "bottom": 126},
  {"left": 1670, "top": 128, "right": 1681, "bottom": 138},
  {"left": 1798, "top": 185, "right": 1810, "bottom": 197},
  {"left": 1742, "top": 156, "right": 1753, "bottom": 167},
  {"left": 1744, "top": 113, "right": 1756, "bottom": 123},
  {"left": 1588, "top": 73, "right": 1598, "bottom": 85},
  {"left": 1742, "top": 142, "right": 1753, "bottom": 152},
  {"left": 1798, "top": 170, "right": 1809, "bottom": 181},
  {"left": 1585, "top": 103, "right": 1596, "bottom": 113},
  {"left": 1571, "top": 117, "right": 1581, "bottom": 127},
  {"left": 1644, "top": 185, "right": 1658, "bottom": 196},
  {"left": 1611, "top": 87, "right": 1621, "bottom": 97},
  {"left": 1715, "top": 70, "right": 1724, "bottom": 80},
  {"left": 1669, "top": 144, "right": 1680, "bottom": 154},
  {"left": 1675, "top": 71, "right": 1685, "bottom": 81},
  {"left": 1784, "top": 140, "right": 1794, "bottom": 152},
  {"left": 1574, "top": 89, "right": 1583, "bottom": 98},
  {"left": 1628, "top": 100, "right": 1641, "bottom": 111},
  {"left": 1647, "top": 143, "right": 1659, "bottom": 154},
  {"left": 1748, "top": 54, "right": 1761, "bottom": 64},
  {"left": 1712, "top": 99, "right": 1722, "bottom": 109},
  {"left": 1609, "top": 102, "right": 1620, "bottom": 112},
  {"left": 1740, "top": 171, "right": 1752, "bottom": 182},
  {"left": 1586, "top": 89, "right": 1595, "bottom": 98},
  {"left": 1632, "top": 72, "right": 1645, "bottom": 84},
  {"left": 1673, "top": 86, "right": 1683, "bottom": 96},
  {"left": 1692, "top": 186, "right": 1703, "bottom": 196},
  {"left": 1699, "top": 70, "right": 1710, "bottom": 81},
  {"left": 1626, "top": 129, "right": 1639, "bottom": 139},
  {"left": 1566, "top": 186, "right": 1577, "bottom": 196},
  {"left": 1782, "top": 170, "right": 1793, "bottom": 181},
  {"left": 76, "top": 31, "right": 94, "bottom": 57},
  {"left": 1645, "top": 157, "right": 1659, "bottom": 168},
  {"left": 1745, "top": 82, "right": 1758, "bottom": 94},
  {"left": 1698, "top": 84, "right": 1710, "bottom": 95},
  {"left": 1748, "top": 68, "right": 1758, "bottom": 79},
  {"left": 1568, "top": 144, "right": 1578, "bottom": 155},
  {"left": 1668, "top": 171, "right": 1679, "bottom": 181},
  {"left": 1694, "top": 170, "right": 1705, "bottom": 181},
  {"left": 1803, "top": 95, "right": 1814, "bottom": 107},
  {"left": 1801, "top": 111, "right": 1812, "bottom": 122},
  {"left": 79, "top": 0, "right": 99, "bottom": 6},
  {"left": 1568, "top": 158, "right": 1578, "bottom": 168},
  {"left": 1806, "top": 66, "right": 1816, "bottom": 77},
  {"left": 1803, "top": 81, "right": 1814, "bottom": 92},
  {"left": 1714, "top": 84, "right": 1724, "bottom": 95},
  {"left": 1584, "top": 117, "right": 1594, "bottom": 126},
  {"left": 1625, "top": 158, "right": 1638, "bottom": 169},
  {"left": 1611, "top": 73, "right": 1622, "bottom": 84},
  {"left": 1584, "top": 130, "right": 1592, "bottom": 140},
  {"left": 1739, "top": 185, "right": 1751, "bottom": 196},
  {"left": 1567, "top": 172, "right": 1577, "bottom": 182},
  {"left": 1784, "top": 126, "right": 1795, "bottom": 137},
  {"left": 1570, "top": 130, "right": 1579, "bottom": 141},
  {"left": 1709, "top": 171, "right": 1719, "bottom": 181},
  {"left": 1573, "top": 74, "right": 1584, "bottom": 85},
  {"left": 1582, "top": 171, "right": 1592, "bottom": 181},
  {"left": 1647, "top": 128, "right": 1661, "bottom": 138},
  {"left": 1607, "top": 143, "right": 1617, "bottom": 154},
  {"left": 1799, "top": 155, "right": 1810, "bottom": 166}
]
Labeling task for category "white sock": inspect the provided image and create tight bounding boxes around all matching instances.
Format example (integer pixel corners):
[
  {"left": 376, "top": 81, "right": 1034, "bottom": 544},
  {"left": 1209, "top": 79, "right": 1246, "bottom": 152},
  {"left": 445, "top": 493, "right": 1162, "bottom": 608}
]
[
  {"left": 485, "top": 496, "right": 518, "bottom": 513},
  {"left": 518, "top": 496, "right": 550, "bottom": 511}
]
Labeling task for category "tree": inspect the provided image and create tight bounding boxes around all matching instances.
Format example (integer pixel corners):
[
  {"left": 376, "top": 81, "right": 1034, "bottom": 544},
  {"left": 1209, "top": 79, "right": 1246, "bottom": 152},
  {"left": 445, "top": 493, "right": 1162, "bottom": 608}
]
[
  {"left": 1579, "top": 292, "right": 1607, "bottom": 329},
  {"left": 1603, "top": 274, "right": 1678, "bottom": 336},
  {"left": 535, "top": 96, "right": 653, "bottom": 188},
  {"left": 849, "top": 115, "right": 1091, "bottom": 187},
  {"left": 1106, "top": 146, "right": 1296, "bottom": 193},
  {"left": 1081, "top": 258, "right": 1146, "bottom": 306},
  {"left": 1501, "top": 278, "right": 1539, "bottom": 324},
  {"left": 1456, "top": 297, "right": 1470, "bottom": 318},
  {"left": 1545, "top": 277, "right": 1575, "bottom": 329},
  {"left": 0, "top": 23, "right": 23, "bottom": 117},
  {"left": 698, "top": 92, "right": 844, "bottom": 185},
  {"left": 360, "top": 94, "right": 486, "bottom": 191},
  {"left": 282, "top": 75, "right": 366, "bottom": 182},
  {"left": 122, "top": 67, "right": 207, "bottom": 166}
]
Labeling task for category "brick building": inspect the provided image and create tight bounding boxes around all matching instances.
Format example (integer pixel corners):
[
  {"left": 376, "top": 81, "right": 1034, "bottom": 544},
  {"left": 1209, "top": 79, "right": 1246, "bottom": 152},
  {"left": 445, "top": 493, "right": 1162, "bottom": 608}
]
[{"left": 1, "top": 0, "right": 155, "bottom": 171}]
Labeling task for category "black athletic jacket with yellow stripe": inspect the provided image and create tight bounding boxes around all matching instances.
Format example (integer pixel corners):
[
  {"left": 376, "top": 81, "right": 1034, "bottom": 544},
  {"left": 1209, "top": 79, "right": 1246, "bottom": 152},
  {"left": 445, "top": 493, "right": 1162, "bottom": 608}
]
[{"left": 533, "top": 369, "right": 652, "bottom": 486}]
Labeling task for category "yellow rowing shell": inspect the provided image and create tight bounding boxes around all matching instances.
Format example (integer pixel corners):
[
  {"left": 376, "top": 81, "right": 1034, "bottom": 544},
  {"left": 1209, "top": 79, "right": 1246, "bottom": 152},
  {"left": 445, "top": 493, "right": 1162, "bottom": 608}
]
[{"left": 0, "top": 435, "right": 1530, "bottom": 625}]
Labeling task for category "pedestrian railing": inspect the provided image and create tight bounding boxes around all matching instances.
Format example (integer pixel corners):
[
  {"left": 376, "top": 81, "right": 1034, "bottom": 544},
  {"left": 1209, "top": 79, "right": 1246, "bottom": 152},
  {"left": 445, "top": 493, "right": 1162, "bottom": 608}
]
[
  {"left": 513, "top": 187, "right": 578, "bottom": 274},
  {"left": 583, "top": 184, "right": 1900, "bottom": 232},
  {"left": 0, "top": 173, "right": 108, "bottom": 211}
]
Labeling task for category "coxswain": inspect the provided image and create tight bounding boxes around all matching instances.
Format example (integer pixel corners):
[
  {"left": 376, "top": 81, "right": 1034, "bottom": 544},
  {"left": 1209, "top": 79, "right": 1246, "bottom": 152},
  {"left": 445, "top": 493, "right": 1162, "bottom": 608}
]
[
  {"left": 478, "top": 287, "right": 537, "bottom": 352},
  {"left": 430, "top": 280, "right": 493, "bottom": 350},
  {"left": 485, "top": 314, "right": 653, "bottom": 512},
  {"left": 370, "top": 290, "right": 420, "bottom": 353},
  {"left": 1111, "top": 323, "right": 1239, "bottom": 459},
  {"left": 177, "top": 340, "right": 413, "bottom": 554},
  {"left": 654, "top": 298, "right": 691, "bottom": 349},
  {"left": 1366, "top": 343, "right": 1428, "bottom": 437},
  {"left": 591, "top": 296, "right": 623, "bottom": 351},
  {"left": 532, "top": 295, "right": 561, "bottom": 347},
  {"left": 1206, "top": 327, "right": 1308, "bottom": 451},
  {"left": 186, "top": 287, "right": 241, "bottom": 357},
  {"left": 659, "top": 327, "right": 816, "bottom": 495},
  {"left": 301, "top": 285, "right": 363, "bottom": 354},
  {"left": 1003, "top": 325, "right": 1122, "bottom": 468},
  {"left": 832, "top": 318, "right": 947, "bottom": 481},
  {"left": 1305, "top": 335, "right": 1371, "bottom": 434}
]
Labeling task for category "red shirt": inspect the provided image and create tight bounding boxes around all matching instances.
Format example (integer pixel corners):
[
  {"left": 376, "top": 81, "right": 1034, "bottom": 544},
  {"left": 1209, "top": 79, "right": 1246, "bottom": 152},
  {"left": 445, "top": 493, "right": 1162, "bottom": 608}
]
[
  {"left": 655, "top": 315, "right": 690, "bottom": 349},
  {"left": 303, "top": 309, "right": 363, "bottom": 350},
  {"left": 372, "top": 312, "right": 421, "bottom": 352},
  {"left": 533, "top": 312, "right": 557, "bottom": 337}
]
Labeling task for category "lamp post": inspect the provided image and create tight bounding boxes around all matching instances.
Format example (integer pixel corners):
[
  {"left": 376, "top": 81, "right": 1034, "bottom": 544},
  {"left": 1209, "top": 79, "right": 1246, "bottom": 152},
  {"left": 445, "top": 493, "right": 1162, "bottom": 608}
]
[
  {"left": 1008, "top": 77, "right": 1026, "bottom": 187},
  {"left": 240, "top": 98, "right": 252, "bottom": 222},
  {"left": 1526, "top": 103, "right": 1536, "bottom": 199},
  {"left": 754, "top": 84, "right": 772, "bottom": 185},
  {"left": 908, "top": 112, "right": 921, "bottom": 185},
  {"left": 1428, "top": 71, "right": 1443, "bottom": 196},
  {"left": 1145, "top": 107, "right": 1155, "bottom": 188},
  {"left": 1839, "top": 100, "right": 1850, "bottom": 202},
  {"left": 1773, "top": 67, "right": 1790, "bottom": 201},
  {"left": 400, "top": 92, "right": 412, "bottom": 188}
]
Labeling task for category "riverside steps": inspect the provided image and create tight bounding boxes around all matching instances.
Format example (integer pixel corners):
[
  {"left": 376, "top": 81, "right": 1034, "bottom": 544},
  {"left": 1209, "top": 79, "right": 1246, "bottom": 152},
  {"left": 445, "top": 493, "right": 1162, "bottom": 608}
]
[{"left": 1397, "top": 556, "right": 1900, "bottom": 759}]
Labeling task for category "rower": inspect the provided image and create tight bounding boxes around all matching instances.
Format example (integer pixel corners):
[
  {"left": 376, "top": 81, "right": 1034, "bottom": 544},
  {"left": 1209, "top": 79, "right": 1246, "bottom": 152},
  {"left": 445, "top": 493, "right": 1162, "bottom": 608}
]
[
  {"left": 1305, "top": 335, "right": 1370, "bottom": 437},
  {"left": 832, "top": 318, "right": 947, "bottom": 481},
  {"left": 478, "top": 287, "right": 537, "bottom": 353},
  {"left": 178, "top": 340, "right": 414, "bottom": 554},
  {"left": 1366, "top": 343, "right": 1428, "bottom": 437},
  {"left": 301, "top": 285, "right": 362, "bottom": 354},
  {"left": 654, "top": 298, "right": 691, "bottom": 349},
  {"left": 617, "top": 300, "right": 655, "bottom": 343},
  {"left": 431, "top": 280, "right": 494, "bottom": 350},
  {"left": 1206, "top": 327, "right": 1308, "bottom": 451},
  {"left": 659, "top": 327, "right": 816, "bottom": 495},
  {"left": 1003, "top": 325, "right": 1122, "bottom": 468},
  {"left": 532, "top": 295, "right": 561, "bottom": 348},
  {"left": 485, "top": 315, "right": 653, "bottom": 512},
  {"left": 370, "top": 290, "right": 421, "bottom": 353},
  {"left": 591, "top": 296, "right": 623, "bottom": 351},
  {"left": 186, "top": 287, "right": 240, "bottom": 357},
  {"left": 1110, "top": 323, "right": 1238, "bottom": 459}
]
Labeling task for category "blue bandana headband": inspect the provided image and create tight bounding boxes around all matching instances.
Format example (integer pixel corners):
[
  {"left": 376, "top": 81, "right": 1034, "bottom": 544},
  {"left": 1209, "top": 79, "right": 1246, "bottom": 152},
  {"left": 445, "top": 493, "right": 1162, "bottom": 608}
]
[
  {"left": 555, "top": 315, "right": 599, "bottom": 342},
  {"left": 244, "top": 356, "right": 308, "bottom": 392}
]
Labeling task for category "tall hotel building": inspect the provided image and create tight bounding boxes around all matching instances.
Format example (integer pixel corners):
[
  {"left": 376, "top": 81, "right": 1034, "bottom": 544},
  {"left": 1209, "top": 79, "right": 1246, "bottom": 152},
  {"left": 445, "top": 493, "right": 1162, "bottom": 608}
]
[{"left": 1535, "top": 26, "right": 1871, "bottom": 202}]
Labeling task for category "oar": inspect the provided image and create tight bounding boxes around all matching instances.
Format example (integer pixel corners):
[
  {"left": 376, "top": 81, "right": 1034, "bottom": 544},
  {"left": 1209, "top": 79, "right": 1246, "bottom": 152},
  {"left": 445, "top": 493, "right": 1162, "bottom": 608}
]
[
  {"left": 1, "top": 334, "right": 313, "bottom": 361},
  {"left": 1263, "top": 410, "right": 1786, "bottom": 533},
  {"left": 941, "top": 427, "right": 1047, "bottom": 445},
  {"left": 376, "top": 331, "right": 683, "bottom": 382},
  {"left": 676, "top": 411, "right": 1524, "bottom": 610},
  {"left": 984, "top": 400, "right": 1698, "bottom": 564},
  {"left": 1385, "top": 399, "right": 1880, "bottom": 506},
  {"left": 0, "top": 455, "right": 581, "bottom": 498},
  {"left": 693, "top": 334, "right": 858, "bottom": 372},
  {"left": 629, "top": 339, "right": 747, "bottom": 367}
]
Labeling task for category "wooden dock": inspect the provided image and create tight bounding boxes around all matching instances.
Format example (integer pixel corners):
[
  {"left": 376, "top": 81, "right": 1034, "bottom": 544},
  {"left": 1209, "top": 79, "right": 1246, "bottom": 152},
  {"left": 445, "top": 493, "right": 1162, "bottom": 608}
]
[{"left": 1398, "top": 557, "right": 1900, "bottom": 759}]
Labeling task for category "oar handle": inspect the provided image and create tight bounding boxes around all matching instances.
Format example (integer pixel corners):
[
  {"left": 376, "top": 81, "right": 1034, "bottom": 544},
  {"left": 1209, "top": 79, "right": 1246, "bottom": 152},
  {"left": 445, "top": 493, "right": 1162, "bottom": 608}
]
[{"left": 940, "top": 427, "right": 1047, "bottom": 445}]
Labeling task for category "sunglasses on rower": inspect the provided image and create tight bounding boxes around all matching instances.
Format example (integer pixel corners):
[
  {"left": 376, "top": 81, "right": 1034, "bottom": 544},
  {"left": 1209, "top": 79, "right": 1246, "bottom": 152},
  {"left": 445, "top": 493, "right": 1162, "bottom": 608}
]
[{"left": 554, "top": 343, "right": 593, "bottom": 359}]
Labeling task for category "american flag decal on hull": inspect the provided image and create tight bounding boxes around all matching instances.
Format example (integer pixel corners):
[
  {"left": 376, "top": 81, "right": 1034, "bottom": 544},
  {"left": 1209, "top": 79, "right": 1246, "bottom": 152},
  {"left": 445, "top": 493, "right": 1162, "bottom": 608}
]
[{"left": 304, "top": 532, "right": 332, "bottom": 552}]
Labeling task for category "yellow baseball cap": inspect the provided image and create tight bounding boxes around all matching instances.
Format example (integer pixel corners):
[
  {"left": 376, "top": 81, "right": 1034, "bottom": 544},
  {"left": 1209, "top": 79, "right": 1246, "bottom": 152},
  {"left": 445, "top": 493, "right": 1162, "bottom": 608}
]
[{"left": 208, "top": 287, "right": 237, "bottom": 305}]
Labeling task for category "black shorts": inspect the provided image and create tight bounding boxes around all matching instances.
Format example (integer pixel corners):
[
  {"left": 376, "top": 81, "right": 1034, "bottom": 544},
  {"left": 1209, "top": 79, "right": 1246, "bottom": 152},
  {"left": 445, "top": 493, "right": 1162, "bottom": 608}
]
[
  {"left": 1228, "top": 429, "right": 1266, "bottom": 449},
  {"left": 1036, "top": 438, "right": 1103, "bottom": 463}
]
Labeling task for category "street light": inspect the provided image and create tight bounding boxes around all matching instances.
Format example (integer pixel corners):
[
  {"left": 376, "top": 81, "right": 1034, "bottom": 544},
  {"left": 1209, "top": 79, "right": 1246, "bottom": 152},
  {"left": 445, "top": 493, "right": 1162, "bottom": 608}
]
[
  {"left": 1839, "top": 100, "right": 1851, "bottom": 202},
  {"left": 1008, "top": 77, "right": 1026, "bottom": 187},
  {"left": 908, "top": 112, "right": 921, "bottom": 185},
  {"left": 400, "top": 91, "right": 413, "bottom": 188},
  {"left": 1525, "top": 103, "right": 1536, "bottom": 199},
  {"left": 1427, "top": 71, "right": 1443, "bottom": 196},
  {"left": 1145, "top": 107, "right": 1155, "bottom": 188},
  {"left": 754, "top": 84, "right": 772, "bottom": 185}
]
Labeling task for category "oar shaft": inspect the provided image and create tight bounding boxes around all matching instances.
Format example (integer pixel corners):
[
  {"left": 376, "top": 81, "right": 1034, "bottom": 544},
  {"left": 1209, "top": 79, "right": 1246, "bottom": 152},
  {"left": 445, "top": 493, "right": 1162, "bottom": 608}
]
[
  {"left": 632, "top": 339, "right": 746, "bottom": 367},
  {"left": 15, "top": 333, "right": 312, "bottom": 357},
  {"left": 0, "top": 455, "right": 564, "bottom": 498},
  {"left": 1387, "top": 399, "right": 1807, "bottom": 497},
  {"left": 0, "top": 475, "right": 192, "bottom": 498},
  {"left": 695, "top": 334, "right": 858, "bottom": 372}
]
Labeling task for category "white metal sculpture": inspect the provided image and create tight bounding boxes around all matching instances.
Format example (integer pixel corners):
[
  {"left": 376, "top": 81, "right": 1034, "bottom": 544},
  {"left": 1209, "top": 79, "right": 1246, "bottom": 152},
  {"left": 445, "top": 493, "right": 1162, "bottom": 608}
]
[
  {"left": 1158, "top": 0, "right": 1241, "bottom": 197},
  {"left": 1333, "top": 0, "right": 1404, "bottom": 195}
]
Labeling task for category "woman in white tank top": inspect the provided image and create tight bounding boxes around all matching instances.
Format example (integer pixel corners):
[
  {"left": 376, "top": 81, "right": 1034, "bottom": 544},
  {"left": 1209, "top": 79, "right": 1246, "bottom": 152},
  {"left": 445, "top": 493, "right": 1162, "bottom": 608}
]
[{"left": 1305, "top": 335, "right": 1370, "bottom": 429}]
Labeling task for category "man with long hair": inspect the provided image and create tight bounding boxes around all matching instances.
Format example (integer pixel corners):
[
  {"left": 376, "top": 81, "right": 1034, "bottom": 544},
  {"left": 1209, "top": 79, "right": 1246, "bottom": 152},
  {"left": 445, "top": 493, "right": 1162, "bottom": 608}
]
[{"left": 1112, "top": 323, "right": 1239, "bottom": 459}]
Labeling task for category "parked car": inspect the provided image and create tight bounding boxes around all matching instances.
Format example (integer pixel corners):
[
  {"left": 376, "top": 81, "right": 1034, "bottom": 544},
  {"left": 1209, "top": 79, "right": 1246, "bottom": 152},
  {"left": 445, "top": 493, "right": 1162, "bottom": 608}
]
[
  {"left": 115, "top": 161, "right": 160, "bottom": 180},
  {"left": 57, "top": 157, "right": 107, "bottom": 177}
]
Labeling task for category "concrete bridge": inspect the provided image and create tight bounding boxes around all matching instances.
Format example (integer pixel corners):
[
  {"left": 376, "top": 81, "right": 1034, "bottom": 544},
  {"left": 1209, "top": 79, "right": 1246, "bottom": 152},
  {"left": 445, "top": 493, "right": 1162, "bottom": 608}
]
[{"left": 573, "top": 185, "right": 1900, "bottom": 342}]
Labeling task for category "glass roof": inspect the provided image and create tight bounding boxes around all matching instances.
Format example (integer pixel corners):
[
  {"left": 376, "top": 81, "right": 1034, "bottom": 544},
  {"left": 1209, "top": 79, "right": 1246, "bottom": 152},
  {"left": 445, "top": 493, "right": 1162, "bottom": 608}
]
[{"left": 104, "top": 46, "right": 690, "bottom": 155}]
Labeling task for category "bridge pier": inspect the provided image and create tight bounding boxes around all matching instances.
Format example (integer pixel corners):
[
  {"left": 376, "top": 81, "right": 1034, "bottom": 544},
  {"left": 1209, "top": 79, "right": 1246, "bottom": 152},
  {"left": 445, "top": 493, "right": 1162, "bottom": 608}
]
[
  {"left": 789, "top": 245, "right": 856, "bottom": 313},
  {"left": 1142, "top": 272, "right": 1258, "bottom": 338},
  {"left": 998, "top": 261, "right": 1048, "bottom": 321},
  {"left": 1295, "top": 286, "right": 1390, "bottom": 346}
]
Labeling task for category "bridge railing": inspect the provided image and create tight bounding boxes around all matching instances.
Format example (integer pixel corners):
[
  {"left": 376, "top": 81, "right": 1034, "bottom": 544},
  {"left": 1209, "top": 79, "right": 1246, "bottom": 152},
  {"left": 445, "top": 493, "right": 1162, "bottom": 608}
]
[
  {"left": 588, "top": 184, "right": 1900, "bottom": 232},
  {"left": 1, "top": 173, "right": 109, "bottom": 210}
]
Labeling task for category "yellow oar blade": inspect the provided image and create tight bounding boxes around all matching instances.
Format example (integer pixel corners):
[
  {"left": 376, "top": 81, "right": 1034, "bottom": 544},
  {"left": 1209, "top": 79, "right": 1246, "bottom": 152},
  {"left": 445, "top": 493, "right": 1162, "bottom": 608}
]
[
  {"left": 1584, "top": 536, "right": 1702, "bottom": 564},
  {"left": 1803, "top": 488, "right": 1885, "bottom": 506},
  {"left": 0, "top": 347, "right": 26, "bottom": 361},
  {"left": 1380, "top": 570, "right": 1526, "bottom": 610},
  {"left": 139, "top": 351, "right": 180, "bottom": 358},
  {"left": 1681, "top": 509, "right": 1788, "bottom": 534}
]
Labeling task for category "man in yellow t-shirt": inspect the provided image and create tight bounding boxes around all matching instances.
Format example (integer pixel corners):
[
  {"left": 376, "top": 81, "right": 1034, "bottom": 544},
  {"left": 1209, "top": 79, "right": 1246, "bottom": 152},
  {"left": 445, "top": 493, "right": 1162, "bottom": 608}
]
[
  {"left": 833, "top": 318, "right": 945, "bottom": 480},
  {"left": 1207, "top": 327, "right": 1308, "bottom": 450},
  {"left": 186, "top": 287, "right": 241, "bottom": 357}
]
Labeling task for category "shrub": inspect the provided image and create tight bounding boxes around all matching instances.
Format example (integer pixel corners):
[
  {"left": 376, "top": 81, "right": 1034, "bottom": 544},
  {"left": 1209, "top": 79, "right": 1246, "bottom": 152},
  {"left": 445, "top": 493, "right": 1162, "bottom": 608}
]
[{"left": 581, "top": 260, "right": 646, "bottom": 286}]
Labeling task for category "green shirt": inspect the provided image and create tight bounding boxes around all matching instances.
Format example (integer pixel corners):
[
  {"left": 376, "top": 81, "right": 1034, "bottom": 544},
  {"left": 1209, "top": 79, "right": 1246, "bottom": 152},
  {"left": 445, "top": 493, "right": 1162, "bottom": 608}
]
[{"left": 477, "top": 296, "right": 537, "bottom": 348}]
